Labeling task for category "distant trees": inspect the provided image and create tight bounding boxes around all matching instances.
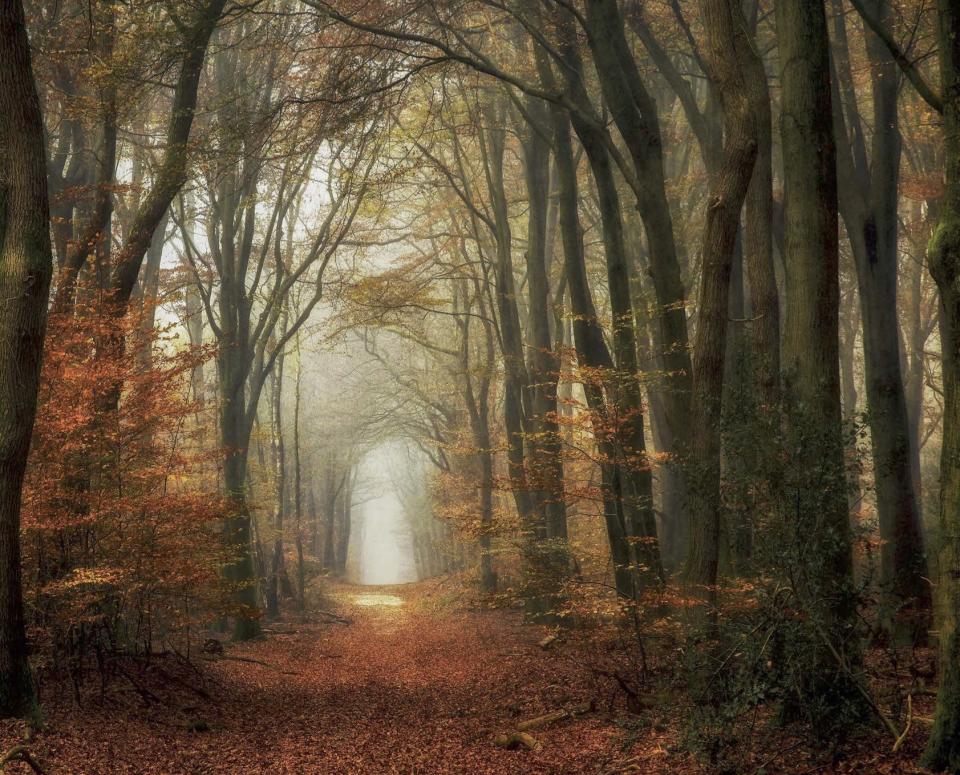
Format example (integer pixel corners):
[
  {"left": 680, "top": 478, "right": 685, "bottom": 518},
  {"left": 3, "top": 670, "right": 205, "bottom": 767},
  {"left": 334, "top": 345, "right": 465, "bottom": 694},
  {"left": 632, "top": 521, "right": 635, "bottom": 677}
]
[{"left": 178, "top": 18, "right": 390, "bottom": 637}]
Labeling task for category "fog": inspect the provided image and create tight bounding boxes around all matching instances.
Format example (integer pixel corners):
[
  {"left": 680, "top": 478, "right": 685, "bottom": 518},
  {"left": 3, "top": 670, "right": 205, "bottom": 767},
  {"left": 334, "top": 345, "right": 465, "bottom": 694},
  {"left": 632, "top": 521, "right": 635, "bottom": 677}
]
[{"left": 351, "top": 442, "right": 420, "bottom": 586}]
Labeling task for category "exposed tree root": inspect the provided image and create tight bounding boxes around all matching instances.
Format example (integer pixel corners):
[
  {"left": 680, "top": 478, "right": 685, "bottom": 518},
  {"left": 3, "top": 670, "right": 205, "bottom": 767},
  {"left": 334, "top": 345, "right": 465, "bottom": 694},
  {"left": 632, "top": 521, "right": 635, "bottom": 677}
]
[{"left": 1, "top": 745, "right": 45, "bottom": 774}]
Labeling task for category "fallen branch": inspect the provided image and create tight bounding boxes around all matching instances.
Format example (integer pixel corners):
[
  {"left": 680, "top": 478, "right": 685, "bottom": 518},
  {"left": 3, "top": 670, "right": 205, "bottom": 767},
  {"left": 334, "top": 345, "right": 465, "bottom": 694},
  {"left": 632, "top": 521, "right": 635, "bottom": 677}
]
[
  {"left": 493, "top": 701, "right": 594, "bottom": 751},
  {"left": 515, "top": 701, "right": 594, "bottom": 732},
  {"left": 1, "top": 745, "right": 46, "bottom": 774},
  {"left": 204, "top": 654, "right": 301, "bottom": 676},
  {"left": 116, "top": 665, "right": 164, "bottom": 706},
  {"left": 893, "top": 694, "right": 913, "bottom": 753},
  {"left": 316, "top": 610, "right": 352, "bottom": 625},
  {"left": 493, "top": 732, "right": 540, "bottom": 751}
]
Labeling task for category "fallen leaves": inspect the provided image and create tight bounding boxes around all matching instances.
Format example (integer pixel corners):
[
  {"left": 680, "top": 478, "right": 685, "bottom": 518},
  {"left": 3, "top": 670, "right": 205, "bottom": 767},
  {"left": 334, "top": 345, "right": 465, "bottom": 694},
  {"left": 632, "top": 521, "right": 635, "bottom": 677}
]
[{"left": 0, "top": 580, "right": 936, "bottom": 774}]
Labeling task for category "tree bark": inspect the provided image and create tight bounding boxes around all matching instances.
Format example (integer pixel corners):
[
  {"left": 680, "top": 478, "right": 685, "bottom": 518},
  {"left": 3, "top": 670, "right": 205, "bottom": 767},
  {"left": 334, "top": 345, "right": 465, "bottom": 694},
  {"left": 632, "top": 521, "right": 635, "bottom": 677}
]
[
  {"left": 0, "top": 0, "right": 54, "bottom": 717},
  {"left": 266, "top": 329, "right": 287, "bottom": 619},
  {"left": 832, "top": 0, "right": 931, "bottom": 644},
  {"left": 776, "top": 0, "right": 860, "bottom": 710},
  {"left": 922, "top": 1, "right": 960, "bottom": 768},
  {"left": 684, "top": 0, "right": 761, "bottom": 606}
]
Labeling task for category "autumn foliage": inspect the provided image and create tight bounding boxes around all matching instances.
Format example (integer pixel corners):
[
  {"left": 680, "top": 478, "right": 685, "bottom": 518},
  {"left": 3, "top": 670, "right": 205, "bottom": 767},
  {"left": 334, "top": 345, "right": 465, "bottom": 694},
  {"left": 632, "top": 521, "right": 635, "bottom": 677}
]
[{"left": 20, "top": 299, "right": 226, "bottom": 690}]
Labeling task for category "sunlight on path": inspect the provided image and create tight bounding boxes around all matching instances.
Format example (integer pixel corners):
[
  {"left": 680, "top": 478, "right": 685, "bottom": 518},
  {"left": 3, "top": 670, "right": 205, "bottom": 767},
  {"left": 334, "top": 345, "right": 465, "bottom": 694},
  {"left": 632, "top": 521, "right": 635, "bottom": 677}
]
[{"left": 350, "top": 593, "right": 405, "bottom": 608}]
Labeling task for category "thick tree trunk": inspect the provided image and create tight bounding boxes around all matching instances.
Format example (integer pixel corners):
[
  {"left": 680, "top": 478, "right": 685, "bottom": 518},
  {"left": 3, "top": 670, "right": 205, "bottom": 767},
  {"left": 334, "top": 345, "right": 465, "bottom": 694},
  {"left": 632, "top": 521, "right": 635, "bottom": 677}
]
[
  {"left": 923, "top": 1, "right": 960, "bottom": 768},
  {"left": 776, "top": 0, "right": 860, "bottom": 713},
  {"left": 0, "top": 0, "right": 54, "bottom": 716}
]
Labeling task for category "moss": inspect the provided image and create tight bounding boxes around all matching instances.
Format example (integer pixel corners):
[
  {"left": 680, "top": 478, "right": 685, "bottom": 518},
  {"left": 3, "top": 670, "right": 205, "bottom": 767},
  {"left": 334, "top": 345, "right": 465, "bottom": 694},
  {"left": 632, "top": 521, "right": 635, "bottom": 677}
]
[{"left": 928, "top": 216, "right": 960, "bottom": 289}]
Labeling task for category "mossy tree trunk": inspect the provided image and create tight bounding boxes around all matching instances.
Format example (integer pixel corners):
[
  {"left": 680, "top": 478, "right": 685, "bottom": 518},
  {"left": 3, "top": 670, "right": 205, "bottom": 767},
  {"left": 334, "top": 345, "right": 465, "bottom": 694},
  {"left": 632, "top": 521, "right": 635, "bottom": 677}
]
[{"left": 923, "top": 0, "right": 960, "bottom": 768}]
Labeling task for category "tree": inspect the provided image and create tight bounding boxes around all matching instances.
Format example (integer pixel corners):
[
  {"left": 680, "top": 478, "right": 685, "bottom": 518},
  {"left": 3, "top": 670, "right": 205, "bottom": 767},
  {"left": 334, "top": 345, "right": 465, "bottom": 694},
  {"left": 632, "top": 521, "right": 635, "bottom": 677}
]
[
  {"left": 683, "top": 0, "right": 762, "bottom": 606},
  {"left": 922, "top": 0, "right": 960, "bottom": 767},
  {"left": 776, "top": 0, "right": 861, "bottom": 721},
  {"left": 831, "top": 0, "right": 931, "bottom": 644},
  {"left": 0, "top": 0, "right": 53, "bottom": 718}
]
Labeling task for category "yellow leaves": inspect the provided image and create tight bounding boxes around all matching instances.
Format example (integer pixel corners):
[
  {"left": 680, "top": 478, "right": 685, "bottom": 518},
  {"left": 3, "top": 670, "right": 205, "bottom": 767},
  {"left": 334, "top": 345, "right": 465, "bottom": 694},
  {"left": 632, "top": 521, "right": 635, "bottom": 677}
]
[{"left": 40, "top": 566, "right": 127, "bottom": 597}]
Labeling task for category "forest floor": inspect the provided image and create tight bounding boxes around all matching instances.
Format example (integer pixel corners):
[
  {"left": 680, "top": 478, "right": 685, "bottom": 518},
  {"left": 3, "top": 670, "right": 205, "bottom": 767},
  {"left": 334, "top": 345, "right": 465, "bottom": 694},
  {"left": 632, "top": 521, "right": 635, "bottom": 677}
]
[{"left": 0, "top": 578, "right": 935, "bottom": 774}]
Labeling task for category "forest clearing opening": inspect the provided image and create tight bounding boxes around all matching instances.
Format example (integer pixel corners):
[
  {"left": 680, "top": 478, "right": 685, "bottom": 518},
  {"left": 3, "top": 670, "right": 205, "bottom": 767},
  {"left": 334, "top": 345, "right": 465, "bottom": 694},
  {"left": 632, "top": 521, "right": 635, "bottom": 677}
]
[{"left": 354, "top": 443, "right": 420, "bottom": 586}]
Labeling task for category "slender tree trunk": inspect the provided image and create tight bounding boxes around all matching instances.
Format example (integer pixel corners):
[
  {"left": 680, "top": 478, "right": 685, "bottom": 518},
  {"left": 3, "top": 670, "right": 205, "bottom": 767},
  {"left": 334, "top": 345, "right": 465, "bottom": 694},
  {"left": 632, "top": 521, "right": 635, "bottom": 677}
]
[
  {"left": 566, "top": 86, "right": 662, "bottom": 595},
  {"left": 336, "top": 470, "right": 352, "bottom": 576},
  {"left": 185, "top": 281, "right": 205, "bottom": 405},
  {"left": 520, "top": 99, "right": 568, "bottom": 549},
  {"left": 292, "top": 339, "right": 305, "bottom": 612},
  {"left": 583, "top": 0, "right": 693, "bottom": 453},
  {"left": 833, "top": 0, "right": 931, "bottom": 644},
  {"left": 540, "top": 48, "right": 654, "bottom": 595},
  {"left": 266, "top": 335, "right": 286, "bottom": 619},
  {"left": 683, "top": 0, "right": 761, "bottom": 606},
  {"left": 839, "top": 299, "right": 864, "bottom": 516},
  {"left": 0, "top": 0, "right": 54, "bottom": 716}
]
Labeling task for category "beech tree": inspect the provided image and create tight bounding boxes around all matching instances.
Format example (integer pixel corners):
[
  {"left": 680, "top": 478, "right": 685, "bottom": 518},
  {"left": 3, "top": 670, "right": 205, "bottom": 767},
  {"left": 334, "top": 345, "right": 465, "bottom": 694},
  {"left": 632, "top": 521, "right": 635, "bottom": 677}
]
[
  {"left": 923, "top": 0, "right": 960, "bottom": 767},
  {"left": 776, "top": 0, "right": 861, "bottom": 717},
  {"left": 0, "top": 0, "right": 54, "bottom": 718}
]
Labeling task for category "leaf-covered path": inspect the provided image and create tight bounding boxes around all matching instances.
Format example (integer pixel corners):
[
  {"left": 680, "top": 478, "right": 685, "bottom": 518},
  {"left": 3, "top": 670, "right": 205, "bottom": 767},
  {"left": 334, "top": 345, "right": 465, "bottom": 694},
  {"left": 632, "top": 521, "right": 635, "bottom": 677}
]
[{"left": 1, "top": 582, "right": 647, "bottom": 774}]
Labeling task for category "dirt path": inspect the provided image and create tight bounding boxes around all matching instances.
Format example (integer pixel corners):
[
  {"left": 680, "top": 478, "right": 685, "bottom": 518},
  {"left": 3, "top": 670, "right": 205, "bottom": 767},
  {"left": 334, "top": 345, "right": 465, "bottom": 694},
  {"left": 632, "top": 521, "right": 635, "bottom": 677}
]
[{"left": 1, "top": 582, "right": 644, "bottom": 774}]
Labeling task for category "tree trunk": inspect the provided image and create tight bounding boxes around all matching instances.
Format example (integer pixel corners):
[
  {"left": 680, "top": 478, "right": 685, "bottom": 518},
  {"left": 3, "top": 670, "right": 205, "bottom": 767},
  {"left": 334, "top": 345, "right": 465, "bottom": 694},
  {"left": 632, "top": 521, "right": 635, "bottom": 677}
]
[
  {"left": 0, "top": 0, "right": 54, "bottom": 716},
  {"left": 292, "top": 339, "right": 305, "bottom": 612},
  {"left": 776, "top": 0, "right": 860, "bottom": 715},
  {"left": 336, "top": 470, "right": 352, "bottom": 576},
  {"left": 564, "top": 74, "right": 662, "bottom": 595},
  {"left": 520, "top": 97, "right": 568, "bottom": 548},
  {"left": 683, "top": 0, "right": 761, "bottom": 607},
  {"left": 583, "top": 0, "right": 693, "bottom": 454},
  {"left": 922, "top": 1, "right": 960, "bottom": 767},
  {"left": 832, "top": 0, "right": 931, "bottom": 644},
  {"left": 266, "top": 335, "right": 286, "bottom": 619},
  {"left": 219, "top": 345, "right": 260, "bottom": 640},
  {"left": 535, "top": 31, "right": 658, "bottom": 595}
]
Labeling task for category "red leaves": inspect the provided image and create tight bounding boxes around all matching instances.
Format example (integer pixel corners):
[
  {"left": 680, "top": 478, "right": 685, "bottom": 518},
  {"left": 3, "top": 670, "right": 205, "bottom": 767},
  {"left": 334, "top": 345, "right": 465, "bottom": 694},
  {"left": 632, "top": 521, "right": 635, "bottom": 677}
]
[{"left": 21, "top": 302, "right": 227, "bottom": 674}]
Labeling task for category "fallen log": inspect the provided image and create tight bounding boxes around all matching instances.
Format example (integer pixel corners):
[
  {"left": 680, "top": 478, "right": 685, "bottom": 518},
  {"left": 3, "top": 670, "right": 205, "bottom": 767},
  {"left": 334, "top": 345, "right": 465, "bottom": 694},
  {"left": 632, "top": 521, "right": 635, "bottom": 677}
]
[
  {"left": 493, "top": 732, "right": 541, "bottom": 751},
  {"left": 515, "top": 701, "right": 593, "bottom": 732},
  {"left": 492, "top": 701, "right": 594, "bottom": 751}
]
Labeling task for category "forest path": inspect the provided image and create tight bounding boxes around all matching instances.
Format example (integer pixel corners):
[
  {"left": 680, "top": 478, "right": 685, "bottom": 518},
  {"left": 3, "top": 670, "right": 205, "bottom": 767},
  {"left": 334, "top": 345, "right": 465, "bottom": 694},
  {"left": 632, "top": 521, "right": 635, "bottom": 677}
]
[{"left": 1, "top": 580, "right": 651, "bottom": 774}]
